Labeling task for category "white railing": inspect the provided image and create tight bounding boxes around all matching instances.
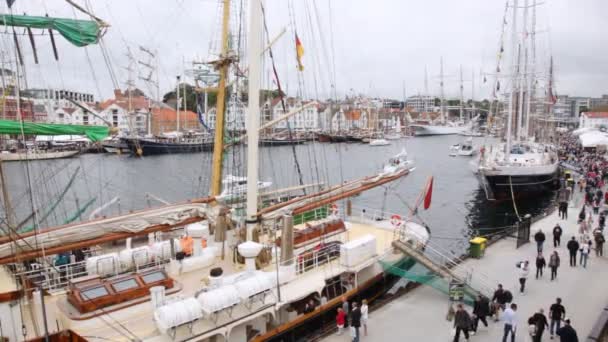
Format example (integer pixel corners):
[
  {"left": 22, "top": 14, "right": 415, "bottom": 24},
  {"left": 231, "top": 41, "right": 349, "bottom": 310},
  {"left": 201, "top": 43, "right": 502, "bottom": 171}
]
[{"left": 12, "top": 254, "right": 170, "bottom": 292}]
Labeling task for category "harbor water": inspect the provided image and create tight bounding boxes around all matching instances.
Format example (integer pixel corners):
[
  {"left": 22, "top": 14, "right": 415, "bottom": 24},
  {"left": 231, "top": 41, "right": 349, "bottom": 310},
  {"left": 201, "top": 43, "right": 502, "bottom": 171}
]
[{"left": 3, "top": 135, "right": 556, "bottom": 252}]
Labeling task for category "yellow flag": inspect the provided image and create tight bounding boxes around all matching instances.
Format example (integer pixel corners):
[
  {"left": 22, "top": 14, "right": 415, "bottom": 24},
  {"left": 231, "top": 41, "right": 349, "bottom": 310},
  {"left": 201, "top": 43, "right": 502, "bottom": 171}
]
[{"left": 295, "top": 33, "right": 304, "bottom": 71}]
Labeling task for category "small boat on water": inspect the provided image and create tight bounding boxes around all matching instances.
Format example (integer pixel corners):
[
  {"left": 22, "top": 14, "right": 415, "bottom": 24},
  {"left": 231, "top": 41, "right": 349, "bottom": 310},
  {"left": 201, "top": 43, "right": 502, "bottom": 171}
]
[
  {"left": 369, "top": 138, "right": 390, "bottom": 146},
  {"left": 458, "top": 137, "right": 477, "bottom": 157},
  {"left": 316, "top": 132, "right": 349, "bottom": 143},
  {"left": 0, "top": 149, "right": 79, "bottom": 161},
  {"left": 102, "top": 138, "right": 129, "bottom": 153},
  {"left": 259, "top": 136, "right": 307, "bottom": 146},
  {"left": 449, "top": 144, "right": 460, "bottom": 156}
]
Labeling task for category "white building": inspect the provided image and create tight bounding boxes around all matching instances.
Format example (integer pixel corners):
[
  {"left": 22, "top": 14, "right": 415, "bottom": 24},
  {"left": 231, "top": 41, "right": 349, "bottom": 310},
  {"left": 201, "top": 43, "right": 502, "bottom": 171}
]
[
  {"left": 206, "top": 96, "right": 246, "bottom": 131},
  {"left": 406, "top": 95, "right": 434, "bottom": 113},
  {"left": 579, "top": 112, "right": 608, "bottom": 129},
  {"left": 270, "top": 98, "right": 319, "bottom": 131}
]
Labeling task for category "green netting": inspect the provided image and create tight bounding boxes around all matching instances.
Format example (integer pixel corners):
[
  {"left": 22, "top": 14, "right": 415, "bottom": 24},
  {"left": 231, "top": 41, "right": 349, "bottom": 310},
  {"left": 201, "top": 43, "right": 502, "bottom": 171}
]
[
  {"left": 0, "top": 14, "right": 102, "bottom": 47},
  {"left": 293, "top": 206, "right": 328, "bottom": 225},
  {"left": 0, "top": 120, "right": 110, "bottom": 141},
  {"left": 380, "top": 260, "right": 478, "bottom": 306}
]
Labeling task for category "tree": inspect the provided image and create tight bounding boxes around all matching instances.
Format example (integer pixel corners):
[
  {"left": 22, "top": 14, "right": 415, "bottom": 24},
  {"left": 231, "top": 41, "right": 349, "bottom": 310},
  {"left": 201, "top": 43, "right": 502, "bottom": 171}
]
[{"left": 162, "top": 83, "right": 201, "bottom": 112}]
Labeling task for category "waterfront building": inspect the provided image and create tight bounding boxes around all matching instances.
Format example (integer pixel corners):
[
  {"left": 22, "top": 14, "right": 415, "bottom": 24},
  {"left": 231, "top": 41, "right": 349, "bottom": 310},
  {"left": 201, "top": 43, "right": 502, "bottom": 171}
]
[
  {"left": 270, "top": 97, "right": 319, "bottom": 131},
  {"left": 406, "top": 95, "right": 434, "bottom": 113},
  {"left": 206, "top": 95, "right": 246, "bottom": 131},
  {"left": 579, "top": 112, "right": 608, "bottom": 130}
]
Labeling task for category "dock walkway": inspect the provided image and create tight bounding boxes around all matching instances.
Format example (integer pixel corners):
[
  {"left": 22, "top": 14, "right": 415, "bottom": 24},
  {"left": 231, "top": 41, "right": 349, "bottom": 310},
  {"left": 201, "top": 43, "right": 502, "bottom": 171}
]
[{"left": 324, "top": 193, "right": 608, "bottom": 341}]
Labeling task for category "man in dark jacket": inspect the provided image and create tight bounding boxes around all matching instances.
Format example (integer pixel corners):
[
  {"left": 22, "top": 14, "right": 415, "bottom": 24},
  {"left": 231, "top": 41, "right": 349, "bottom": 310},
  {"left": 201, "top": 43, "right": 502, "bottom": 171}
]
[
  {"left": 472, "top": 294, "right": 490, "bottom": 333},
  {"left": 550, "top": 298, "right": 566, "bottom": 339},
  {"left": 595, "top": 231, "right": 605, "bottom": 256},
  {"left": 531, "top": 308, "right": 548, "bottom": 342},
  {"left": 535, "top": 253, "right": 546, "bottom": 279},
  {"left": 453, "top": 303, "right": 471, "bottom": 342},
  {"left": 556, "top": 319, "right": 578, "bottom": 342},
  {"left": 534, "top": 230, "right": 546, "bottom": 252},
  {"left": 567, "top": 237, "right": 580, "bottom": 267},
  {"left": 553, "top": 224, "right": 563, "bottom": 247},
  {"left": 350, "top": 302, "right": 361, "bottom": 342},
  {"left": 491, "top": 284, "right": 506, "bottom": 321}
]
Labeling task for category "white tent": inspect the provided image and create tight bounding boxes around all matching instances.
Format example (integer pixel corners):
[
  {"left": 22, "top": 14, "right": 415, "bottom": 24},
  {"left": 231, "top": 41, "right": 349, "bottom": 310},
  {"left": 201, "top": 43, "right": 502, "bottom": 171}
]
[
  {"left": 572, "top": 127, "right": 596, "bottom": 136},
  {"left": 579, "top": 131, "right": 608, "bottom": 148}
]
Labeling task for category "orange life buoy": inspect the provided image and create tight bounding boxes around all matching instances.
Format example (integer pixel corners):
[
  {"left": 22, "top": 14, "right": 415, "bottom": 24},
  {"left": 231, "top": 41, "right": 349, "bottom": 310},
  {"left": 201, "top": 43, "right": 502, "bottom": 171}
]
[
  {"left": 390, "top": 214, "right": 403, "bottom": 227},
  {"left": 330, "top": 203, "right": 339, "bottom": 215}
]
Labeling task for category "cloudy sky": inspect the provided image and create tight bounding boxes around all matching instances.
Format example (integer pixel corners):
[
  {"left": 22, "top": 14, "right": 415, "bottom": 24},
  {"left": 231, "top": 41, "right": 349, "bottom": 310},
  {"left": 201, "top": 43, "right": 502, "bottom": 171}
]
[{"left": 3, "top": 0, "right": 607, "bottom": 102}]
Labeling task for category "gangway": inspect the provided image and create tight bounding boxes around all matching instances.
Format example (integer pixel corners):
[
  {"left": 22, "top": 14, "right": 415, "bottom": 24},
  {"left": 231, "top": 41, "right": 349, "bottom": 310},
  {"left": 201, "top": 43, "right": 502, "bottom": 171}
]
[{"left": 392, "top": 226, "right": 495, "bottom": 300}]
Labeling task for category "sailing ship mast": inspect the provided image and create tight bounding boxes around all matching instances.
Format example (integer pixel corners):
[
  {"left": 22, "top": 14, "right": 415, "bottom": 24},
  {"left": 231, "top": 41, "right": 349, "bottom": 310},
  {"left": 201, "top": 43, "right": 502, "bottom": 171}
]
[
  {"left": 517, "top": 0, "right": 529, "bottom": 141},
  {"left": 246, "top": 0, "right": 262, "bottom": 240},
  {"left": 439, "top": 57, "right": 446, "bottom": 124},
  {"left": 505, "top": 0, "right": 519, "bottom": 162},
  {"left": 459, "top": 65, "right": 464, "bottom": 122},
  {"left": 524, "top": 0, "right": 537, "bottom": 139},
  {"left": 209, "top": 0, "right": 233, "bottom": 197}
]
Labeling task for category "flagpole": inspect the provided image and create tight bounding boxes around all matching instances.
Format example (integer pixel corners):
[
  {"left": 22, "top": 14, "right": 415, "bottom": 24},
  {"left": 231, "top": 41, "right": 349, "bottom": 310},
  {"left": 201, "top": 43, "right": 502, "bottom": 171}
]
[{"left": 407, "top": 176, "right": 433, "bottom": 219}]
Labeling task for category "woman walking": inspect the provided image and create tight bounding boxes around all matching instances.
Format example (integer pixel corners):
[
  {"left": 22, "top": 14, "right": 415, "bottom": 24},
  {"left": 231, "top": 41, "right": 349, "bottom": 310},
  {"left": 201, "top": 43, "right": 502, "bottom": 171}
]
[
  {"left": 549, "top": 251, "right": 560, "bottom": 281},
  {"left": 518, "top": 261, "right": 530, "bottom": 293},
  {"left": 580, "top": 240, "right": 591, "bottom": 268},
  {"left": 361, "top": 299, "right": 369, "bottom": 336}
]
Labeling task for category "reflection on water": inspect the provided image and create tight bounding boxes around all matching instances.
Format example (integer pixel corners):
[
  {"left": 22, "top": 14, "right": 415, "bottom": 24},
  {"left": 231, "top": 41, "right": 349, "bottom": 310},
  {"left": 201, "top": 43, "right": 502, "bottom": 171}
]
[{"left": 2, "top": 135, "right": 555, "bottom": 254}]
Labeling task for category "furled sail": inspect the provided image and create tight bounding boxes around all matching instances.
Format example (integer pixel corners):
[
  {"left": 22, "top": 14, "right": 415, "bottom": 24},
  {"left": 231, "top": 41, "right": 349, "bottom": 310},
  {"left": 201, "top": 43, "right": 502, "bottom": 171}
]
[
  {"left": 0, "top": 120, "right": 111, "bottom": 141},
  {"left": 0, "top": 14, "right": 105, "bottom": 47}
]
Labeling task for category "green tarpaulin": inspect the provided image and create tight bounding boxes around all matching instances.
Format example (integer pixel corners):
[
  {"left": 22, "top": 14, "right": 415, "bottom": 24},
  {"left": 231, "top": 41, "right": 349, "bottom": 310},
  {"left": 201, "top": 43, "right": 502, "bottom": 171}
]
[
  {"left": 0, "top": 120, "right": 110, "bottom": 141},
  {"left": 0, "top": 14, "right": 102, "bottom": 47}
]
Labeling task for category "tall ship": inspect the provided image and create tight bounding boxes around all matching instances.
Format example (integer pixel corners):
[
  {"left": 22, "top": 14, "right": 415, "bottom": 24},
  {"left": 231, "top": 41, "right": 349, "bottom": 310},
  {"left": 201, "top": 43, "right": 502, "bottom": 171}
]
[
  {"left": 476, "top": 0, "right": 559, "bottom": 200},
  {"left": 0, "top": 3, "right": 433, "bottom": 342},
  {"left": 409, "top": 59, "right": 469, "bottom": 136},
  {"left": 121, "top": 132, "right": 214, "bottom": 156}
]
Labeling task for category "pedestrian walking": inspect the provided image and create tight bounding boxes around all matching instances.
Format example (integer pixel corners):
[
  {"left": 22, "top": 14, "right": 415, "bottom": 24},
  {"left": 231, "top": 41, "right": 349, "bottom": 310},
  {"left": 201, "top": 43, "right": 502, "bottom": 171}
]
[
  {"left": 534, "top": 230, "right": 546, "bottom": 252},
  {"left": 556, "top": 319, "right": 578, "bottom": 342},
  {"left": 502, "top": 303, "right": 518, "bottom": 342},
  {"left": 361, "top": 299, "right": 369, "bottom": 336},
  {"left": 580, "top": 240, "right": 591, "bottom": 268},
  {"left": 553, "top": 224, "right": 563, "bottom": 247},
  {"left": 595, "top": 230, "right": 605, "bottom": 256},
  {"left": 558, "top": 187, "right": 571, "bottom": 219},
  {"left": 350, "top": 302, "right": 361, "bottom": 342},
  {"left": 535, "top": 253, "right": 546, "bottom": 279},
  {"left": 518, "top": 261, "right": 530, "bottom": 293},
  {"left": 578, "top": 206, "right": 586, "bottom": 223},
  {"left": 567, "top": 237, "right": 580, "bottom": 267},
  {"left": 549, "top": 298, "right": 566, "bottom": 339},
  {"left": 341, "top": 296, "right": 350, "bottom": 328},
  {"left": 531, "top": 309, "right": 548, "bottom": 342},
  {"left": 336, "top": 308, "right": 346, "bottom": 335},
  {"left": 472, "top": 294, "right": 490, "bottom": 333},
  {"left": 491, "top": 284, "right": 507, "bottom": 321},
  {"left": 549, "top": 251, "right": 560, "bottom": 280},
  {"left": 452, "top": 303, "right": 472, "bottom": 342}
]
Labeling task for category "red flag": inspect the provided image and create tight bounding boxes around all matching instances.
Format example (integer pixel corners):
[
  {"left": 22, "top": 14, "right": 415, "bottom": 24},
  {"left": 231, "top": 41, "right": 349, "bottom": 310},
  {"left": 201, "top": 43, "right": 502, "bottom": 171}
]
[{"left": 423, "top": 177, "right": 433, "bottom": 210}]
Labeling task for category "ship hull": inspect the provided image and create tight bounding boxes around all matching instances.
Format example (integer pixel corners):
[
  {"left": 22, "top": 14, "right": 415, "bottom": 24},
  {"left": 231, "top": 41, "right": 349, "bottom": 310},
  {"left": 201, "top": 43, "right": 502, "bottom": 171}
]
[
  {"left": 259, "top": 138, "right": 307, "bottom": 146},
  {"left": 410, "top": 124, "right": 466, "bottom": 136},
  {"left": 122, "top": 137, "right": 213, "bottom": 156},
  {"left": 479, "top": 166, "right": 559, "bottom": 200},
  {"left": 261, "top": 257, "right": 416, "bottom": 342}
]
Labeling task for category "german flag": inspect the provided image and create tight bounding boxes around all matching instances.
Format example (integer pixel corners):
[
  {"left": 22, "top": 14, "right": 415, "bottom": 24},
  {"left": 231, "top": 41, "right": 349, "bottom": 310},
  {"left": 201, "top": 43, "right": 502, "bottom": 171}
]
[{"left": 295, "top": 33, "right": 304, "bottom": 71}]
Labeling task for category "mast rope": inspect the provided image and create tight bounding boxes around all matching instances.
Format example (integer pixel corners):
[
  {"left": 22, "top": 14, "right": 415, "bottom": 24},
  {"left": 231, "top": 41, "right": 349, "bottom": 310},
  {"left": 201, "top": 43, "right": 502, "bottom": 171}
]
[
  {"left": 260, "top": 3, "right": 305, "bottom": 191},
  {"left": 508, "top": 176, "right": 522, "bottom": 221}
]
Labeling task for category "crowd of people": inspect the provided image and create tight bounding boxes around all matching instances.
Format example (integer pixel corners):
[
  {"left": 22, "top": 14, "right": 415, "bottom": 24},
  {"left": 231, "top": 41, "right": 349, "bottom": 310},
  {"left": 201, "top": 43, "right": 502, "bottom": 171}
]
[{"left": 447, "top": 132, "right": 605, "bottom": 342}]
